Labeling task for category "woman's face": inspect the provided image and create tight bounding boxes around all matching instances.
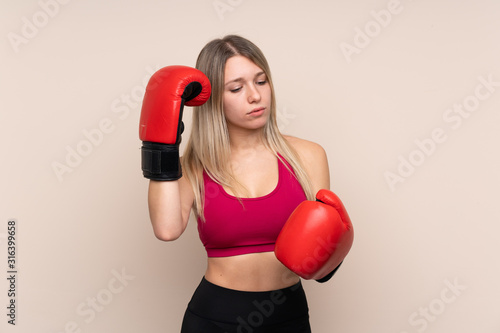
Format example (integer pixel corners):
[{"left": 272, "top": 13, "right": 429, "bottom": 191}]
[{"left": 222, "top": 55, "right": 271, "bottom": 132}]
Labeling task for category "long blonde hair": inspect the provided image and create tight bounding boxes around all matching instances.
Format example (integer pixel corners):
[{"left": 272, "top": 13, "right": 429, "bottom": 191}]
[{"left": 183, "top": 35, "right": 314, "bottom": 219}]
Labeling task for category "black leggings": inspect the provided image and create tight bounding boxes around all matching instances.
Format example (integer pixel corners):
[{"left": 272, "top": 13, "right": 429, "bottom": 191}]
[{"left": 181, "top": 277, "right": 311, "bottom": 333}]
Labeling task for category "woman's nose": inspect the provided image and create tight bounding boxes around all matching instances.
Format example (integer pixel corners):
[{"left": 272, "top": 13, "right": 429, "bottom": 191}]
[{"left": 247, "top": 84, "right": 261, "bottom": 103}]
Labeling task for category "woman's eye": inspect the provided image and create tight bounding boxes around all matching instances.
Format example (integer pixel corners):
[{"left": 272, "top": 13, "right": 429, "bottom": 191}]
[
  {"left": 230, "top": 87, "right": 242, "bottom": 93},
  {"left": 257, "top": 80, "right": 267, "bottom": 85}
]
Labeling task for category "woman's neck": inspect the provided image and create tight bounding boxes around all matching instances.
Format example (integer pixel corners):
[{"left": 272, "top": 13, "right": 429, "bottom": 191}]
[{"left": 228, "top": 126, "right": 266, "bottom": 153}]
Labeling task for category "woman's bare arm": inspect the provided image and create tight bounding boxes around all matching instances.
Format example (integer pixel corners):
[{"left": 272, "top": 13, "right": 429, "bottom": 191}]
[{"left": 148, "top": 175, "right": 194, "bottom": 241}]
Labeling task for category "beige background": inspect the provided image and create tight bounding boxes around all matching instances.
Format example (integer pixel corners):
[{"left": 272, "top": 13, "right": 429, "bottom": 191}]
[{"left": 1, "top": 0, "right": 499, "bottom": 332}]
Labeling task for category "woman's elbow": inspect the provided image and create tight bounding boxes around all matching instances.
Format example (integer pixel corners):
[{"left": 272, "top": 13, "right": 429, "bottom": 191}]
[{"left": 152, "top": 225, "right": 183, "bottom": 242}]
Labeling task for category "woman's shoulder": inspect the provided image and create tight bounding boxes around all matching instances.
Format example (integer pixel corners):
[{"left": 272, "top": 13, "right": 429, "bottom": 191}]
[
  {"left": 284, "top": 135, "right": 330, "bottom": 191},
  {"left": 284, "top": 135, "right": 327, "bottom": 163}
]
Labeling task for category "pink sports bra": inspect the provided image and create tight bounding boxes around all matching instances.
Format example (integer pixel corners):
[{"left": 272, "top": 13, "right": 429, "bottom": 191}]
[{"left": 197, "top": 156, "right": 307, "bottom": 257}]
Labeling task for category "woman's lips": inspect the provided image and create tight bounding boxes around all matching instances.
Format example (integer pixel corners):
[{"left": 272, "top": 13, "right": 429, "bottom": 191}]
[{"left": 248, "top": 107, "right": 265, "bottom": 115}]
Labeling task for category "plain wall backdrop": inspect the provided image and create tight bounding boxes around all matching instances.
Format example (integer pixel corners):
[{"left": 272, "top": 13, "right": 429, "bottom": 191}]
[{"left": 1, "top": 0, "right": 499, "bottom": 332}]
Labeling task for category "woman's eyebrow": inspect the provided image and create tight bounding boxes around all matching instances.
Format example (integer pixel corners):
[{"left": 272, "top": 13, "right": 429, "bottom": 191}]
[
  {"left": 224, "top": 71, "right": 266, "bottom": 86},
  {"left": 224, "top": 77, "right": 244, "bottom": 86}
]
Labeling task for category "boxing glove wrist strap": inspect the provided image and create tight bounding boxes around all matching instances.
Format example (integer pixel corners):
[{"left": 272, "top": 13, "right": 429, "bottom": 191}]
[
  {"left": 141, "top": 141, "right": 181, "bottom": 181},
  {"left": 315, "top": 261, "right": 343, "bottom": 283}
]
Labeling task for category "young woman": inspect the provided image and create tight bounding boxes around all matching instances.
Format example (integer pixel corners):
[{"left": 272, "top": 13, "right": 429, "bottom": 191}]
[{"left": 142, "top": 35, "right": 332, "bottom": 332}]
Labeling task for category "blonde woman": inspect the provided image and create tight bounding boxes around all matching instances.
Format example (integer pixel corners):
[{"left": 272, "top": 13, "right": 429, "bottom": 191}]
[{"left": 139, "top": 35, "right": 352, "bottom": 332}]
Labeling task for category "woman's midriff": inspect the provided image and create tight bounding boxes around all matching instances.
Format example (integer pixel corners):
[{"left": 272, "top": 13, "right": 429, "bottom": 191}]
[{"left": 204, "top": 252, "right": 300, "bottom": 292}]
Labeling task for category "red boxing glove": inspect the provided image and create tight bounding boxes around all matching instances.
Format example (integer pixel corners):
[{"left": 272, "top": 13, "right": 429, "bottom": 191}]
[
  {"left": 275, "top": 189, "right": 354, "bottom": 281},
  {"left": 139, "top": 66, "right": 211, "bottom": 180}
]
